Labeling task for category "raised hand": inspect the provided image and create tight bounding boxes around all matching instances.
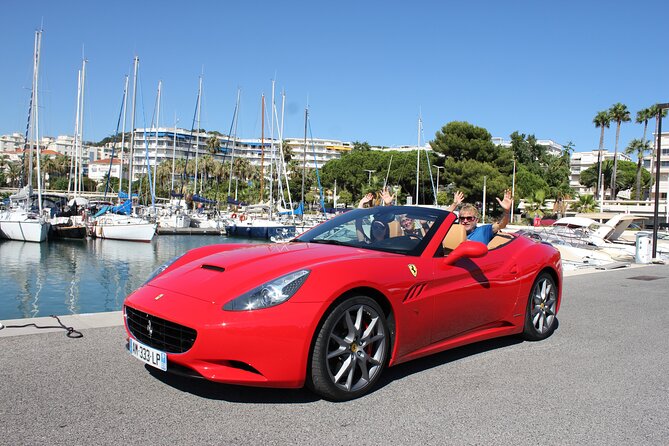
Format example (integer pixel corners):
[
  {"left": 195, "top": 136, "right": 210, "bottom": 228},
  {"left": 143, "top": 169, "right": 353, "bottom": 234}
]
[
  {"left": 452, "top": 191, "right": 464, "bottom": 207},
  {"left": 358, "top": 193, "right": 374, "bottom": 208},
  {"left": 447, "top": 190, "right": 465, "bottom": 212},
  {"left": 380, "top": 188, "right": 395, "bottom": 206},
  {"left": 496, "top": 189, "right": 513, "bottom": 212}
]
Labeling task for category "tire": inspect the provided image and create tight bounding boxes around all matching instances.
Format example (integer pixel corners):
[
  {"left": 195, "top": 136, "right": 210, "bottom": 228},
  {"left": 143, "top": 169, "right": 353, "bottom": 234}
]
[
  {"left": 522, "top": 272, "right": 558, "bottom": 341},
  {"left": 308, "top": 296, "right": 389, "bottom": 401}
]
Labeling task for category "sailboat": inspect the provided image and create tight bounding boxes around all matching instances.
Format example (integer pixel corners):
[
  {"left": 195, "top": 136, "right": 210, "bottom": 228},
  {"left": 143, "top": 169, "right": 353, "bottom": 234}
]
[
  {"left": 89, "top": 56, "right": 156, "bottom": 242},
  {"left": 50, "top": 56, "right": 88, "bottom": 239},
  {"left": 0, "top": 30, "right": 50, "bottom": 243},
  {"left": 224, "top": 89, "right": 296, "bottom": 240}
]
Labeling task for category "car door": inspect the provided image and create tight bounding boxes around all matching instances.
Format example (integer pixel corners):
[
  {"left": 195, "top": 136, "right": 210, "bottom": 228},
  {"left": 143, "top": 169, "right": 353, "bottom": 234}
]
[{"left": 429, "top": 242, "right": 520, "bottom": 343}]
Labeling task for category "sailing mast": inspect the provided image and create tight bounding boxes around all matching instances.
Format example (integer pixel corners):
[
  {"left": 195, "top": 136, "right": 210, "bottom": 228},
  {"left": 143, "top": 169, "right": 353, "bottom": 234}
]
[
  {"left": 276, "top": 90, "right": 294, "bottom": 214},
  {"left": 269, "top": 81, "right": 276, "bottom": 218},
  {"left": 119, "top": 75, "right": 129, "bottom": 195},
  {"left": 301, "top": 106, "right": 308, "bottom": 206},
  {"left": 152, "top": 80, "right": 162, "bottom": 204},
  {"left": 415, "top": 114, "right": 421, "bottom": 205},
  {"left": 259, "top": 93, "right": 265, "bottom": 203},
  {"left": 68, "top": 68, "right": 81, "bottom": 196},
  {"left": 128, "top": 56, "right": 139, "bottom": 209},
  {"left": 226, "top": 89, "right": 241, "bottom": 200},
  {"left": 193, "top": 75, "right": 202, "bottom": 199},
  {"left": 77, "top": 57, "right": 87, "bottom": 198},
  {"left": 32, "top": 29, "right": 43, "bottom": 214},
  {"left": 171, "top": 113, "right": 177, "bottom": 195}
]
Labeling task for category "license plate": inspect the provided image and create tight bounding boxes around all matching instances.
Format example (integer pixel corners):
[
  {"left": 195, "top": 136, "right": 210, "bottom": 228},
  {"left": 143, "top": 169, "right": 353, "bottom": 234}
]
[{"left": 129, "top": 338, "right": 167, "bottom": 371}]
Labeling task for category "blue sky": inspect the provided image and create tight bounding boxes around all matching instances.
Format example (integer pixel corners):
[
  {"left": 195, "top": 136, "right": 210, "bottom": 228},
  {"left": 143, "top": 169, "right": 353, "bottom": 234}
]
[{"left": 1, "top": 0, "right": 668, "bottom": 155}]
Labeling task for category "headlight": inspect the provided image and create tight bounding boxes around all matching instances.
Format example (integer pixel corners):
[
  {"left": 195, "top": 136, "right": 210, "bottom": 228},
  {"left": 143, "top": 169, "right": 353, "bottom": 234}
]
[
  {"left": 223, "top": 270, "right": 310, "bottom": 311},
  {"left": 142, "top": 254, "right": 184, "bottom": 286}
]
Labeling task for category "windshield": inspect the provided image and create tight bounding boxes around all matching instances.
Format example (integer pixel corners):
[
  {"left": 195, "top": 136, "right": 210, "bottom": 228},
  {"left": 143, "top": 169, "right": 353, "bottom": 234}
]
[{"left": 296, "top": 206, "right": 448, "bottom": 255}]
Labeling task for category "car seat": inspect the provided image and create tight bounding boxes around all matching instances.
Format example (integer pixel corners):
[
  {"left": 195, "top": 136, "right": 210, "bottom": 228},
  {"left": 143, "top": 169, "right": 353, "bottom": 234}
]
[{"left": 442, "top": 224, "right": 466, "bottom": 254}]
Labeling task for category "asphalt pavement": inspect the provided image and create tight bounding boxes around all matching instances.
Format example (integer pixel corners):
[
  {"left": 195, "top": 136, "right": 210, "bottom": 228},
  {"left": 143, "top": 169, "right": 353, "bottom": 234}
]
[{"left": 1, "top": 265, "right": 668, "bottom": 445}]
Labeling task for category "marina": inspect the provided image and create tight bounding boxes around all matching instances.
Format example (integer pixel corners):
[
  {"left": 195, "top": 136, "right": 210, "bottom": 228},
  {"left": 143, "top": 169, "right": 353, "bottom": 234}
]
[{"left": 0, "top": 234, "right": 264, "bottom": 320}]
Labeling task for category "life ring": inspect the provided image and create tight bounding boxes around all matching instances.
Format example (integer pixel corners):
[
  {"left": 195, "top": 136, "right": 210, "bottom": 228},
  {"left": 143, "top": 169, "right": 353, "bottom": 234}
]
[
  {"left": 239, "top": 214, "right": 246, "bottom": 222},
  {"left": 231, "top": 213, "right": 237, "bottom": 219}
]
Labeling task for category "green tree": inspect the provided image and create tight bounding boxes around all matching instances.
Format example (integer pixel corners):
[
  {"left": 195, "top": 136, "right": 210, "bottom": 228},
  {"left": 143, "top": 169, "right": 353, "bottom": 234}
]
[
  {"left": 636, "top": 107, "right": 653, "bottom": 142},
  {"left": 206, "top": 135, "right": 220, "bottom": 155},
  {"left": 573, "top": 194, "right": 598, "bottom": 213},
  {"left": 524, "top": 189, "right": 546, "bottom": 218},
  {"left": 337, "top": 189, "right": 352, "bottom": 207},
  {"left": 515, "top": 166, "right": 549, "bottom": 206},
  {"left": 624, "top": 138, "right": 652, "bottom": 200},
  {"left": 608, "top": 103, "right": 631, "bottom": 198},
  {"left": 431, "top": 121, "right": 502, "bottom": 165},
  {"left": 7, "top": 162, "right": 21, "bottom": 187},
  {"left": 352, "top": 141, "right": 371, "bottom": 152},
  {"left": 593, "top": 110, "right": 611, "bottom": 199},
  {"left": 580, "top": 159, "right": 648, "bottom": 195}
]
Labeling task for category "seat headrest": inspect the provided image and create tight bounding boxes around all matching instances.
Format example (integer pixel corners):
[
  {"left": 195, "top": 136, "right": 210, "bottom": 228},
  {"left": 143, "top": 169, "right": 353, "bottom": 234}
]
[{"left": 442, "top": 224, "right": 466, "bottom": 251}]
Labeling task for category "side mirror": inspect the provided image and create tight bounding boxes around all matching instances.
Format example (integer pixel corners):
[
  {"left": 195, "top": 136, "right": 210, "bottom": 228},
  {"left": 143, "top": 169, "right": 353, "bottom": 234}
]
[{"left": 443, "top": 241, "right": 488, "bottom": 266}]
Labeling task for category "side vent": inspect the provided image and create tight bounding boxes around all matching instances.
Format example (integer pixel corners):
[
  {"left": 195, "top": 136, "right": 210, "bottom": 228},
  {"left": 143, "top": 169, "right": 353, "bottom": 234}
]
[
  {"left": 201, "top": 264, "right": 225, "bottom": 272},
  {"left": 403, "top": 282, "right": 427, "bottom": 302}
]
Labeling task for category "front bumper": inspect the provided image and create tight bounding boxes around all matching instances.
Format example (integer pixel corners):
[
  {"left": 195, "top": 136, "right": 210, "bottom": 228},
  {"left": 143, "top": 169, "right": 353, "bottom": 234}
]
[{"left": 123, "top": 286, "right": 325, "bottom": 388}]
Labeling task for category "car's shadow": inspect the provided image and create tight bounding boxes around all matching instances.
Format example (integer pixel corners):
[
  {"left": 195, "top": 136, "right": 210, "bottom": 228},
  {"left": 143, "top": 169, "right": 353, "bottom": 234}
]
[
  {"left": 145, "top": 331, "right": 547, "bottom": 403},
  {"left": 374, "top": 336, "right": 523, "bottom": 392}
]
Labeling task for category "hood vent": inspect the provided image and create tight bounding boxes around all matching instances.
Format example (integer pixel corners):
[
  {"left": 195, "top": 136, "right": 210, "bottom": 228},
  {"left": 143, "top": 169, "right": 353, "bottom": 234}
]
[{"left": 201, "top": 264, "right": 225, "bottom": 272}]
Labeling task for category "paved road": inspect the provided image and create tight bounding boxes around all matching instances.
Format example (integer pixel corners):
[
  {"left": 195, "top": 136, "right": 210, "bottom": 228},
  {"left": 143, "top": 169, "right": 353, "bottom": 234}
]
[{"left": 1, "top": 265, "right": 668, "bottom": 445}]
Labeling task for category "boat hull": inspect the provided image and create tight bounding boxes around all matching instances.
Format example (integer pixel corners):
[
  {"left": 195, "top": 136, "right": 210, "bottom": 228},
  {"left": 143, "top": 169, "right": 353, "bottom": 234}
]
[
  {"left": 225, "top": 220, "right": 296, "bottom": 240},
  {"left": 91, "top": 215, "right": 156, "bottom": 242},
  {"left": 0, "top": 213, "right": 50, "bottom": 243},
  {"left": 50, "top": 224, "right": 87, "bottom": 239}
]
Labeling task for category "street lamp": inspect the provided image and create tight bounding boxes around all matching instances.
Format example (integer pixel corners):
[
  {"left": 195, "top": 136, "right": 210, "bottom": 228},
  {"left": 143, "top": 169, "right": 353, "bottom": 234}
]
[
  {"left": 364, "top": 169, "right": 376, "bottom": 186},
  {"left": 434, "top": 166, "right": 444, "bottom": 205},
  {"left": 652, "top": 103, "right": 669, "bottom": 258}
]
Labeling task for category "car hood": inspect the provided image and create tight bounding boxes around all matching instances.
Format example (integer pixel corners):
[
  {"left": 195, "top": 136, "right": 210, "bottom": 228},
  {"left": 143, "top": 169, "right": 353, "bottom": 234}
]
[{"left": 146, "top": 242, "right": 381, "bottom": 303}]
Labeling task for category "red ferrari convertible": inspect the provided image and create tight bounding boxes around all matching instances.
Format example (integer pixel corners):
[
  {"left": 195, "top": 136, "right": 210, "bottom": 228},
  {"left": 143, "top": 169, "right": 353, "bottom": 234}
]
[{"left": 124, "top": 205, "right": 562, "bottom": 401}]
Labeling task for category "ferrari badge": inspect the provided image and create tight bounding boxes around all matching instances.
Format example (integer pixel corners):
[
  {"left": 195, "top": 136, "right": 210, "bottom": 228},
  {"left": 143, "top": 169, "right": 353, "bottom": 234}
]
[
  {"left": 408, "top": 264, "right": 418, "bottom": 277},
  {"left": 154, "top": 293, "right": 164, "bottom": 301}
]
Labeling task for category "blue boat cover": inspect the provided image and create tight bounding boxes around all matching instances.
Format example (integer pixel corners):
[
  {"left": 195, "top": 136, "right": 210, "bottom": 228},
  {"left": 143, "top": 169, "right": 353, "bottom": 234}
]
[
  {"left": 94, "top": 199, "right": 132, "bottom": 217},
  {"left": 279, "top": 202, "right": 304, "bottom": 216}
]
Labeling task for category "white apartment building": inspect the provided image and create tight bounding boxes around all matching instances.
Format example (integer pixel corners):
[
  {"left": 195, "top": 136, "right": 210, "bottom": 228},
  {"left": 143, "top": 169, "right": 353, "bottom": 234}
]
[
  {"left": 98, "top": 128, "right": 355, "bottom": 181},
  {"left": 88, "top": 158, "right": 122, "bottom": 182},
  {"left": 570, "top": 150, "right": 631, "bottom": 197},
  {"left": 643, "top": 132, "right": 669, "bottom": 202},
  {"left": 0, "top": 132, "right": 96, "bottom": 165}
]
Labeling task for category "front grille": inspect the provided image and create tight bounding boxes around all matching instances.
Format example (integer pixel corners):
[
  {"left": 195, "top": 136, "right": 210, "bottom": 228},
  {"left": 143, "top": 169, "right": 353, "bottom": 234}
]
[{"left": 125, "top": 305, "right": 197, "bottom": 353}]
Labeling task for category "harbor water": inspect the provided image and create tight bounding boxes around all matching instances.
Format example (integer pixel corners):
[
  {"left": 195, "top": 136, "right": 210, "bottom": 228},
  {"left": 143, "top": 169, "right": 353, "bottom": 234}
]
[{"left": 0, "top": 235, "right": 265, "bottom": 320}]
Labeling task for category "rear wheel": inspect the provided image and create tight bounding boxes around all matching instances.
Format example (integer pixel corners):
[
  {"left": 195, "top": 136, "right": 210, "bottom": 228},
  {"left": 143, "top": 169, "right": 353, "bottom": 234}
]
[
  {"left": 309, "top": 296, "right": 389, "bottom": 401},
  {"left": 522, "top": 272, "right": 558, "bottom": 341}
]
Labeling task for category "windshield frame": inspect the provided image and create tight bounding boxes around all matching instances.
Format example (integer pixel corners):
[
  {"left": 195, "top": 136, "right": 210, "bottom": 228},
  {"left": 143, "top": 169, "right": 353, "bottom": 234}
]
[{"left": 295, "top": 205, "right": 449, "bottom": 256}]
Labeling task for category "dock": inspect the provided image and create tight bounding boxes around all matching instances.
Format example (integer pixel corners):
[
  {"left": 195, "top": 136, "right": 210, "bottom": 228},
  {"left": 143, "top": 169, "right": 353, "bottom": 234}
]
[{"left": 157, "top": 226, "right": 226, "bottom": 235}]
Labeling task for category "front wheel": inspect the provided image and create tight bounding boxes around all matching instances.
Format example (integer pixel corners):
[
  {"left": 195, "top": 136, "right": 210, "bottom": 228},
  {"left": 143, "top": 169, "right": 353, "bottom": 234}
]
[
  {"left": 522, "top": 272, "right": 558, "bottom": 341},
  {"left": 308, "top": 296, "right": 389, "bottom": 401}
]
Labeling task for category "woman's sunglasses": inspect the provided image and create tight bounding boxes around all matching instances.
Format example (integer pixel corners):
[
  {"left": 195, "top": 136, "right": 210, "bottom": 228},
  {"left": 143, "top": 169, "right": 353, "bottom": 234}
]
[{"left": 459, "top": 216, "right": 477, "bottom": 222}]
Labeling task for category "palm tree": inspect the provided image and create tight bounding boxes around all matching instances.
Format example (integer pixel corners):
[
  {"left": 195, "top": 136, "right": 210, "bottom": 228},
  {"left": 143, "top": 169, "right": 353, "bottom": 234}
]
[
  {"left": 636, "top": 107, "right": 653, "bottom": 142},
  {"left": 233, "top": 158, "right": 252, "bottom": 182},
  {"left": 206, "top": 135, "right": 220, "bottom": 155},
  {"left": 524, "top": 189, "right": 546, "bottom": 219},
  {"left": 593, "top": 111, "right": 611, "bottom": 200},
  {"left": 40, "top": 154, "right": 57, "bottom": 190},
  {"left": 624, "top": 138, "right": 651, "bottom": 200},
  {"left": 608, "top": 103, "right": 631, "bottom": 199},
  {"left": 573, "top": 194, "right": 598, "bottom": 213},
  {"left": 7, "top": 162, "right": 22, "bottom": 187}
]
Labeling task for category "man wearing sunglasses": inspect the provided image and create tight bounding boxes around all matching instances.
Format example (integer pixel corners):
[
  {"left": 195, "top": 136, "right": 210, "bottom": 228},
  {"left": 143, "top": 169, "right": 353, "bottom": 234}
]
[{"left": 455, "top": 189, "right": 513, "bottom": 244}]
